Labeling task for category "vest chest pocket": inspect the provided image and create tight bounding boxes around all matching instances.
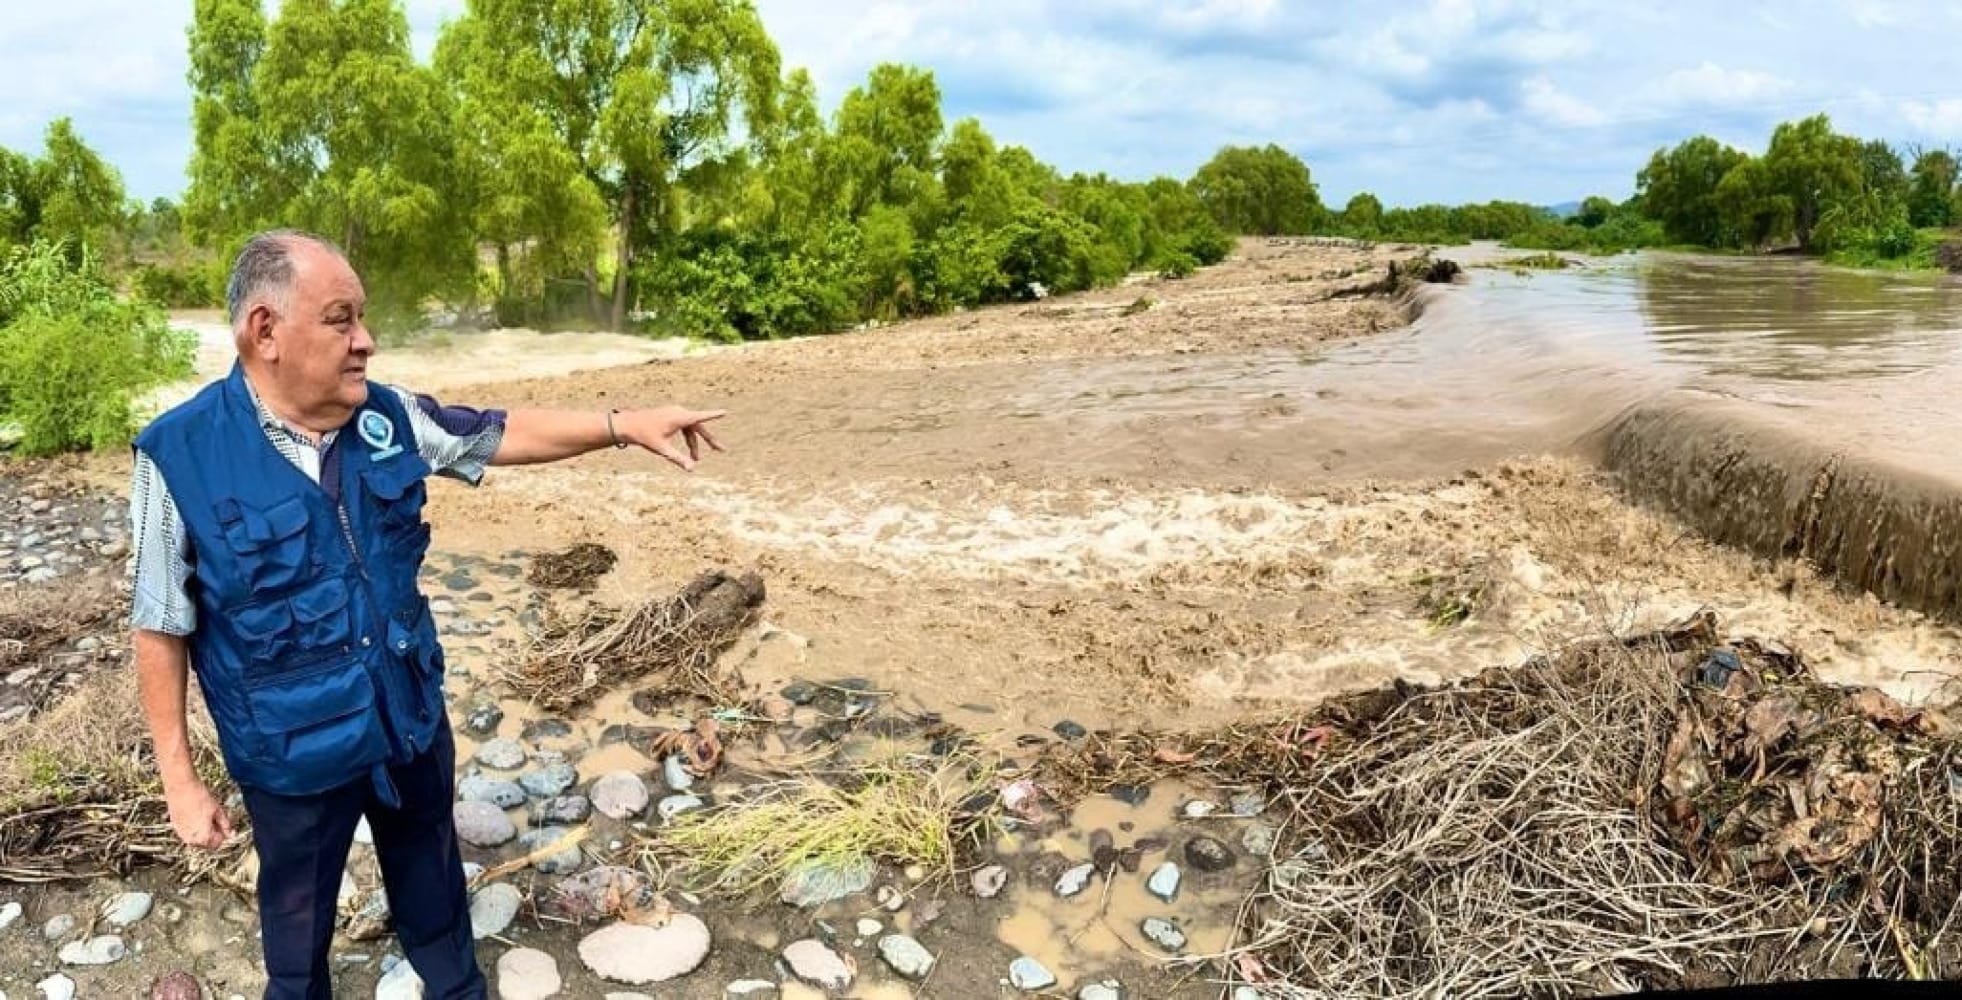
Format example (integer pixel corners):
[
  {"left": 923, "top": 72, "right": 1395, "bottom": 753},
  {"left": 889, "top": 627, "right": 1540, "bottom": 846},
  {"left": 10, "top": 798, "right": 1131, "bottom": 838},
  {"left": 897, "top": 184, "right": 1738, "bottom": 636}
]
[
  {"left": 362, "top": 456, "right": 433, "bottom": 561},
  {"left": 230, "top": 576, "right": 353, "bottom": 674},
  {"left": 217, "top": 495, "right": 312, "bottom": 593}
]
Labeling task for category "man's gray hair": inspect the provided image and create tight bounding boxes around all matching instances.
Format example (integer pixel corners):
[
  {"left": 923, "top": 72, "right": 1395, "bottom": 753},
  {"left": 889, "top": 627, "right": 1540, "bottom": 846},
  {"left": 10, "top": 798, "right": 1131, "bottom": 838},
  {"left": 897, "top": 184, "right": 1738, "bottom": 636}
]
[{"left": 226, "top": 229, "right": 344, "bottom": 326}]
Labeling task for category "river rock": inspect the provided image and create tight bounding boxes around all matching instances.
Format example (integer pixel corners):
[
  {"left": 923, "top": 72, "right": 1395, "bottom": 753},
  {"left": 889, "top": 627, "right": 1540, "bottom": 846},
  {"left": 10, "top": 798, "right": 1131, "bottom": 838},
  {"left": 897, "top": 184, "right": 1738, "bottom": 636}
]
[
  {"left": 780, "top": 854, "right": 874, "bottom": 907},
  {"left": 1185, "top": 835, "right": 1235, "bottom": 872},
  {"left": 347, "top": 890, "right": 392, "bottom": 941},
  {"left": 972, "top": 864, "right": 1008, "bottom": 898},
  {"left": 1229, "top": 791, "right": 1265, "bottom": 817},
  {"left": 495, "top": 948, "right": 561, "bottom": 1000},
  {"left": 1052, "top": 719, "right": 1087, "bottom": 740},
  {"left": 459, "top": 776, "right": 528, "bottom": 809},
  {"left": 455, "top": 801, "right": 518, "bottom": 848},
  {"left": 0, "top": 900, "right": 21, "bottom": 930},
  {"left": 662, "top": 755, "right": 695, "bottom": 791},
  {"left": 782, "top": 939, "right": 853, "bottom": 990},
  {"left": 470, "top": 883, "right": 522, "bottom": 939},
  {"left": 149, "top": 972, "right": 202, "bottom": 1000},
  {"left": 1141, "top": 917, "right": 1186, "bottom": 953},
  {"left": 464, "top": 704, "right": 504, "bottom": 735},
  {"left": 1146, "top": 862, "right": 1181, "bottom": 902},
  {"left": 1008, "top": 956, "right": 1055, "bottom": 991},
  {"left": 529, "top": 795, "right": 592, "bottom": 826},
  {"left": 101, "top": 891, "right": 154, "bottom": 928},
  {"left": 520, "top": 718, "right": 573, "bottom": 742},
  {"left": 375, "top": 958, "right": 425, "bottom": 999},
  {"left": 877, "top": 934, "right": 935, "bottom": 979},
  {"left": 542, "top": 866, "right": 653, "bottom": 922},
  {"left": 476, "top": 738, "right": 527, "bottom": 770},
  {"left": 1054, "top": 862, "right": 1096, "bottom": 898},
  {"left": 42, "top": 914, "right": 76, "bottom": 941},
  {"left": 1079, "top": 982, "right": 1126, "bottom": 1000},
  {"left": 591, "top": 772, "right": 649, "bottom": 820},
  {"left": 520, "top": 763, "right": 578, "bottom": 798},
  {"left": 35, "top": 975, "right": 75, "bottom": 1000},
  {"left": 58, "top": 934, "right": 126, "bottom": 965},
  {"left": 519, "top": 828, "right": 584, "bottom": 875},
  {"left": 577, "top": 916, "right": 711, "bottom": 984},
  {"left": 656, "top": 794, "right": 704, "bottom": 822},
  {"left": 1241, "top": 821, "right": 1278, "bottom": 858}
]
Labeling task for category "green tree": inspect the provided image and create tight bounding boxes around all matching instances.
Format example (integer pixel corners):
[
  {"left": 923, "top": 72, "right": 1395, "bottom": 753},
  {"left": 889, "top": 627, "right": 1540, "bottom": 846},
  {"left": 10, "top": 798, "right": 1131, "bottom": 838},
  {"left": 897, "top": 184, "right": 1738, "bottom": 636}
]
[
  {"left": 184, "top": 0, "right": 281, "bottom": 243},
  {"left": 1574, "top": 196, "right": 1616, "bottom": 228},
  {"left": 1190, "top": 144, "right": 1324, "bottom": 235},
  {"left": 255, "top": 0, "right": 475, "bottom": 319},
  {"left": 438, "top": 0, "right": 781, "bottom": 330},
  {"left": 435, "top": 10, "right": 608, "bottom": 326},
  {"left": 1339, "top": 192, "right": 1383, "bottom": 236},
  {"left": 1713, "top": 158, "right": 1792, "bottom": 250},
  {"left": 0, "top": 146, "right": 35, "bottom": 248},
  {"left": 828, "top": 63, "right": 943, "bottom": 220},
  {"left": 1636, "top": 136, "right": 1748, "bottom": 246},
  {"left": 29, "top": 119, "right": 129, "bottom": 259},
  {"left": 1761, "top": 114, "right": 1862, "bottom": 251},
  {"left": 1907, "top": 148, "right": 1959, "bottom": 228}
]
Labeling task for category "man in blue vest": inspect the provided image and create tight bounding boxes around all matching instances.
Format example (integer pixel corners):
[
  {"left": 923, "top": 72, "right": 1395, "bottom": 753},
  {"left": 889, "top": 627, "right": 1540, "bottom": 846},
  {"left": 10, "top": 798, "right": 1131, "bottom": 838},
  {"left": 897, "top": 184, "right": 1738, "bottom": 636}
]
[{"left": 129, "top": 229, "right": 726, "bottom": 999}]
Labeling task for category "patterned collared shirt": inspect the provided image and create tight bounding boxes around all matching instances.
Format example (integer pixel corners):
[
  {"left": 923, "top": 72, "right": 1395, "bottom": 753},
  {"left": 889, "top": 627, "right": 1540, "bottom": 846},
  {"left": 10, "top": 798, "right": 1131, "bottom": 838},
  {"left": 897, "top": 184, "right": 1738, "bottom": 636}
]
[{"left": 128, "top": 381, "right": 505, "bottom": 636}]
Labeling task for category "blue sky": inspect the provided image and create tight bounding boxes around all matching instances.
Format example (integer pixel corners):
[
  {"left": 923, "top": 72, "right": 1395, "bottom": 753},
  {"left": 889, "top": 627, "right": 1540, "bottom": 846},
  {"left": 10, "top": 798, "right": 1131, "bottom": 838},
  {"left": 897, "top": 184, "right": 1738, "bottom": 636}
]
[{"left": 4, "top": 0, "right": 1961, "bottom": 209}]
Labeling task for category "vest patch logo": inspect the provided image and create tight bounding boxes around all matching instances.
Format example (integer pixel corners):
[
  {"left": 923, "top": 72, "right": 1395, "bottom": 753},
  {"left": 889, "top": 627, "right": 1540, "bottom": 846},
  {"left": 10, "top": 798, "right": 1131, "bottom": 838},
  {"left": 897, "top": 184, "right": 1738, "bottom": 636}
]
[{"left": 358, "top": 410, "right": 402, "bottom": 461}]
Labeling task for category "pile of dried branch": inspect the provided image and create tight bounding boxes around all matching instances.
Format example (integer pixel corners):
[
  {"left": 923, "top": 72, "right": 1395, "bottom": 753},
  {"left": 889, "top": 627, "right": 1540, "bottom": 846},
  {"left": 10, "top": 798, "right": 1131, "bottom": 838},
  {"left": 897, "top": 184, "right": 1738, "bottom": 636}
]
[
  {"left": 0, "top": 670, "right": 241, "bottom": 883},
  {"left": 509, "top": 569, "right": 765, "bottom": 711},
  {"left": 1045, "top": 614, "right": 1962, "bottom": 996}
]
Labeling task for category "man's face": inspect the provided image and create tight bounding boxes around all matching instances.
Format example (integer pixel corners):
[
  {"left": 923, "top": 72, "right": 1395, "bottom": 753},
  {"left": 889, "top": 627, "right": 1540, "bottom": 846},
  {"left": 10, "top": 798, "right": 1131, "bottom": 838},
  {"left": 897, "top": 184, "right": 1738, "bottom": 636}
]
[{"left": 262, "top": 244, "right": 375, "bottom": 417}]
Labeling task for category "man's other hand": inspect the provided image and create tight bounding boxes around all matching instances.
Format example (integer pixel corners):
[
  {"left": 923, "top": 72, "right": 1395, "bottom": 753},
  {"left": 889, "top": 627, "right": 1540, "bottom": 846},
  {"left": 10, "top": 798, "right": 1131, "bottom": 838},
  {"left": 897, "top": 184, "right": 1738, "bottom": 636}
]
[
  {"left": 165, "top": 779, "right": 235, "bottom": 849},
  {"left": 620, "top": 406, "right": 727, "bottom": 472}
]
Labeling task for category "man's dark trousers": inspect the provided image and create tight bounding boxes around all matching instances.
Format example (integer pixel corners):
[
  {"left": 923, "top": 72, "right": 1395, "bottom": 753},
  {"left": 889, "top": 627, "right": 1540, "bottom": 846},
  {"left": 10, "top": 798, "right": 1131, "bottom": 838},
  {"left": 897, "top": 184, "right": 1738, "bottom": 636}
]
[{"left": 240, "top": 720, "right": 487, "bottom": 999}]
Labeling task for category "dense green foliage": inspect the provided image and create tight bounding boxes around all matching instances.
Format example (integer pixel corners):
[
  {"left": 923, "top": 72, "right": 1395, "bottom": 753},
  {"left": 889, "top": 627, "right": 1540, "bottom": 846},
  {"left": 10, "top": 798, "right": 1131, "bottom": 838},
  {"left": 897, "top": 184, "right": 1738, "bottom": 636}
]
[
  {"left": 0, "top": 241, "right": 195, "bottom": 455},
  {"left": 1322, "top": 114, "right": 1961, "bottom": 266}
]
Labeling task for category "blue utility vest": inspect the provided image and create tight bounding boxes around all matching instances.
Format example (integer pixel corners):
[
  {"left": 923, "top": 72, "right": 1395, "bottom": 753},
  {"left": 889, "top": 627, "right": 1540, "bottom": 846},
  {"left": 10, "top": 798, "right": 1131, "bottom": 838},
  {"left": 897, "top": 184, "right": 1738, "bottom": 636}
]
[{"left": 134, "top": 364, "right": 446, "bottom": 802}]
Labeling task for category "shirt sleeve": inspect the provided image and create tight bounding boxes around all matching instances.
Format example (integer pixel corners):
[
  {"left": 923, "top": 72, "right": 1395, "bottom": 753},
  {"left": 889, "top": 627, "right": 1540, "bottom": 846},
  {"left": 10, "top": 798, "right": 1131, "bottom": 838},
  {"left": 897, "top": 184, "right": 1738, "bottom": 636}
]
[
  {"left": 388, "top": 385, "right": 507, "bottom": 485},
  {"left": 129, "top": 449, "right": 198, "bottom": 636}
]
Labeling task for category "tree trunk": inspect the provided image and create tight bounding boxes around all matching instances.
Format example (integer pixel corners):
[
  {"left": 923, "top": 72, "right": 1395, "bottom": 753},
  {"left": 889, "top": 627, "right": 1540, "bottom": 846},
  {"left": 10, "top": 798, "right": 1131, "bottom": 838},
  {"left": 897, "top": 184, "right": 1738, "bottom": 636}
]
[
  {"left": 609, "top": 187, "right": 635, "bottom": 332},
  {"left": 582, "top": 265, "right": 604, "bottom": 327}
]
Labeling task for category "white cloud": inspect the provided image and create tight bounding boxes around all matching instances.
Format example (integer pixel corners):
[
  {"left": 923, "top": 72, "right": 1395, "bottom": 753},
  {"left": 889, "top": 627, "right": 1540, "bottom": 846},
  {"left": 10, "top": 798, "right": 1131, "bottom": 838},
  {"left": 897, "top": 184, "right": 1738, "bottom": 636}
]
[
  {"left": 1846, "top": 0, "right": 1901, "bottom": 28},
  {"left": 1652, "top": 62, "right": 1795, "bottom": 108},
  {"left": 1520, "top": 76, "right": 1605, "bottom": 127},
  {"left": 1901, "top": 98, "right": 1962, "bottom": 135}
]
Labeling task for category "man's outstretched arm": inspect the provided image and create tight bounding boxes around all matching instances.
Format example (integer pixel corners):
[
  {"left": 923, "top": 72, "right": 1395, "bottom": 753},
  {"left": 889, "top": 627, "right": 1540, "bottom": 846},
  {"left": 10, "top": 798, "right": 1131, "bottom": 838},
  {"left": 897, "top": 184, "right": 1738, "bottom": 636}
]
[
  {"left": 135, "top": 629, "right": 233, "bottom": 849},
  {"left": 491, "top": 406, "right": 727, "bottom": 471}
]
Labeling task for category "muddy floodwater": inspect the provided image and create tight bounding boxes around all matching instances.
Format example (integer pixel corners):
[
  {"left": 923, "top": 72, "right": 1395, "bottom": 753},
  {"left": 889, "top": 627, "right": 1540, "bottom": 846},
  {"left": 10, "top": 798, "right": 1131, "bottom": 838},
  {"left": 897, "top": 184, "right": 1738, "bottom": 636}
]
[{"left": 11, "top": 241, "right": 1962, "bottom": 998}]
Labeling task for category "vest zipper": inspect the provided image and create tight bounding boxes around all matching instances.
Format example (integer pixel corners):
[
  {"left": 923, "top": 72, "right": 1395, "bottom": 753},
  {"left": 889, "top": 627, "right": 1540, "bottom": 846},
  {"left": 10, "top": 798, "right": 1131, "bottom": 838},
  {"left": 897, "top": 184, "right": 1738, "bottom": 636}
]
[{"left": 337, "top": 499, "right": 409, "bottom": 756}]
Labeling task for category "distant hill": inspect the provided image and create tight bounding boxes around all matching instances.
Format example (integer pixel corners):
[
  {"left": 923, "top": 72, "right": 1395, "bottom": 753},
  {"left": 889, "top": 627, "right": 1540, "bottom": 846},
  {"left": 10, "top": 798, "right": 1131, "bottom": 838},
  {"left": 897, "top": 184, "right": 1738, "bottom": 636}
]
[{"left": 1542, "top": 200, "right": 1582, "bottom": 219}]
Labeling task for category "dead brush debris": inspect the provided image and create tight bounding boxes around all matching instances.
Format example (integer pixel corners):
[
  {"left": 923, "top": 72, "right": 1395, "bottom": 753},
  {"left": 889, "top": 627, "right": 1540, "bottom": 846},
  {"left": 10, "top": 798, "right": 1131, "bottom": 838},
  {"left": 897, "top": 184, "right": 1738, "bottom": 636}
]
[
  {"left": 0, "top": 670, "right": 242, "bottom": 883},
  {"left": 525, "top": 541, "right": 618, "bottom": 591},
  {"left": 508, "top": 569, "right": 765, "bottom": 711},
  {"left": 0, "top": 574, "right": 124, "bottom": 680},
  {"left": 1041, "top": 613, "right": 1962, "bottom": 996}
]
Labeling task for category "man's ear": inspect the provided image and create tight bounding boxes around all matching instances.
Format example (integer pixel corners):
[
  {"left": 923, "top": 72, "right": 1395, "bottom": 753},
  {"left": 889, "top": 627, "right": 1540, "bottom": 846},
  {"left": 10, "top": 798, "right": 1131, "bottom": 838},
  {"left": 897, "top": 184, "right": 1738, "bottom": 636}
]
[{"left": 245, "top": 304, "right": 279, "bottom": 361}]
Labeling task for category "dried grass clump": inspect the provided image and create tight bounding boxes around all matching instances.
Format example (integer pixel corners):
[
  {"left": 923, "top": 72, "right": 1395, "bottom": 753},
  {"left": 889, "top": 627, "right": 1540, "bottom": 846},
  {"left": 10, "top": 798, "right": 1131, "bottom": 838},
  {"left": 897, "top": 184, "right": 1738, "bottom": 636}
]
[
  {"left": 0, "top": 574, "right": 122, "bottom": 679},
  {"left": 509, "top": 569, "right": 764, "bottom": 710},
  {"left": 0, "top": 669, "right": 240, "bottom": 883},
  {"left": 525, "top": 541, "right": 617, "bottom": 591},
  {"left": 645, "top": 756, "right": 995, "bottom": 896}
]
